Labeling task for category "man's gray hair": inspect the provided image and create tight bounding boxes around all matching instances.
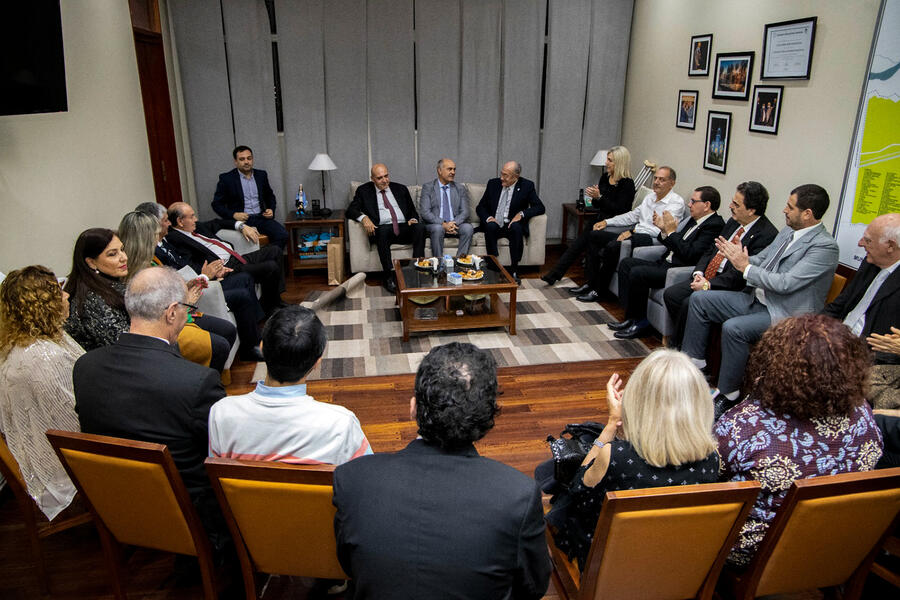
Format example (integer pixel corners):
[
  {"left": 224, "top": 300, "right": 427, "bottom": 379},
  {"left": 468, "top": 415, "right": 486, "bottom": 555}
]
[
  {"left": 134, "top": 202, "right": 165, "bottom": 220},
  {"left": 436, "top": 158, "right": 445, "bottom": 170},
  {"left": 879, "top": 214, "right": 900, "bottom": 246},
  {"left": 512, "top": 161, "right": 522, "bottom": 175},
  {"left": 125, "top": 267, "right": 186, "bottom": 321}
]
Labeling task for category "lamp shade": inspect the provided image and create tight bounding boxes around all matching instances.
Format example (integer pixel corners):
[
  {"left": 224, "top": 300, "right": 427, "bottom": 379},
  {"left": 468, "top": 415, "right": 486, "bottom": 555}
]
[
  {"left": 589, "top": 150, "right": 608, "bottom": 166},
  {"left": 308, "top": 153, "right": 337, "bottom": 171}
]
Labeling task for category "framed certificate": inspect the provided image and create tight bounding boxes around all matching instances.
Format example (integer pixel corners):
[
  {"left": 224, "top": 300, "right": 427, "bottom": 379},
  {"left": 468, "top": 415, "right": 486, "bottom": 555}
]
[{"left": 761, "top": 17, "right": 817, "bottom": 80}]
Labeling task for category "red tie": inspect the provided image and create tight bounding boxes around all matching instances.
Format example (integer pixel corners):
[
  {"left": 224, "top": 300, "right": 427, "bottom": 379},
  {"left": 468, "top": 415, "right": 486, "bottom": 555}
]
[
  {"left": 381, "top": 189, "right": 400, "bottom": 236},
  {"left": 191, "top": 232, "right": 247, "bottom": 264},
  {"left": 704, "top": 227, "right": 744, "bottom": 280}
]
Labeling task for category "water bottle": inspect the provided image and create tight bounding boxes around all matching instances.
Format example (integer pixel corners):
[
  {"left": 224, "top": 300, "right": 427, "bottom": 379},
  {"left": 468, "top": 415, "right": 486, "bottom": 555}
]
[{"left": 295, "top": 185, "right": 307, "bottom": 215}]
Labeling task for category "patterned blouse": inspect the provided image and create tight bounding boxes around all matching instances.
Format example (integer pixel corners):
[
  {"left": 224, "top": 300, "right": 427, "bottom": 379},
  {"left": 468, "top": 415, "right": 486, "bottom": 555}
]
[
  {"left": 63, "top": 280, "right": 128, "bottom": 351},
  {"left": 715, "top": 399, "right": 883, "bottom": 566},
  {"left": 547, "top": 440, "right": 719, "bottom": 569}
]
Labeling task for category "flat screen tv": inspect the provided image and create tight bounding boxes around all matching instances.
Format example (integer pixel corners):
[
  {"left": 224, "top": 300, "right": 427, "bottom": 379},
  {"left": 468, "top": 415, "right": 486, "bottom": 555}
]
[{"left": 0, "top": 1, "right": 67, "bottom": 116}]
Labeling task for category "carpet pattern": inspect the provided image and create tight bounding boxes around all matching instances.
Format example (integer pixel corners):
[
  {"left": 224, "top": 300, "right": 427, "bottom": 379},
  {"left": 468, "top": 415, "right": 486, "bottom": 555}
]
[{"left": 277, "top": 277, "right": 650, "bottom": 381}]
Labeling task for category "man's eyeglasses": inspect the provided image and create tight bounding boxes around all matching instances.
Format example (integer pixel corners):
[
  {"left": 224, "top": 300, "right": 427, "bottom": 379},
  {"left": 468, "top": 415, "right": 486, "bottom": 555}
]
[{"left": 178, "top": 302, "right": 198, "bottom": 312}]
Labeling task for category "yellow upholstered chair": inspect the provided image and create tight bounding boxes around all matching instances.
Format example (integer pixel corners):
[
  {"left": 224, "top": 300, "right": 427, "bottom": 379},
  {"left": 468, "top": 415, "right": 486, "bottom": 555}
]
[
  {"left": 205, "top": 457, "right": 345, "bottom": 600},
  {"left": 724, "top": 467, "right": 900, "bottom": 600},
  {"left": 826, "top": 272, "right": 848, "bottom": 304},
  {"left": 45, "top": 430, "right": 218, "bottom": 600},
  {"left": 0, "top": 434, "right": 91, "bottom": 595},
  {"left": 547, "top": 480, "right": 760, "bottom": 600}
]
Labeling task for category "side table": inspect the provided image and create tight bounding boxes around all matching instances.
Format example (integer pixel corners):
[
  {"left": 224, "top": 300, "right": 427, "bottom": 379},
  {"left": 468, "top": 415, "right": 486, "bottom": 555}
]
[
  {"left": 561, "top": 203, "right": 595, "bottom": 246},
  {"left": 284, "top": 209, "right": 346, "bottom": 277}
]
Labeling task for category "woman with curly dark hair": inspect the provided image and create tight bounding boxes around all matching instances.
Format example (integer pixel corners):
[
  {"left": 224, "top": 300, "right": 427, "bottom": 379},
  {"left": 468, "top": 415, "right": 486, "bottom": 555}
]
[
  {"left": 716, "top": 313, "right": 884, "bottom": 566},
  {"left": 0, "top": 266, "right": 82, "bottom": 520}
]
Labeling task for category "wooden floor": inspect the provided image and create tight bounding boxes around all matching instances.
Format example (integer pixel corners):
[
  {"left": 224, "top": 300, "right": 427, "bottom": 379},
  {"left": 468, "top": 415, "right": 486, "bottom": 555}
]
[{"left": 0, "top": 248, "right": 889, "bottom": 598}]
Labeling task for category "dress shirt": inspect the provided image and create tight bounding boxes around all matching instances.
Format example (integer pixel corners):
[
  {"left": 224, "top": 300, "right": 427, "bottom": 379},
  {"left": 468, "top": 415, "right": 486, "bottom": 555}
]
[
  {"left": 664, "top": 211, "right": 715, "bottom": 263},
  {"left": 239, "top": 172, "right": 262, "bottom": 215},
  {"left": 605, "top": 190, "right": 685, "bottom": 236},
  {"left": 747, "top": 222, "right": 821, "bottom": 306},
  {"left": 844, "top": 258, "right": 900, "bottom": 336},
  {"left": 184, "top": 229, "right": 233, "bottom": 262},
  {"left": 354, "top": 186, "right": 405, "bottom": 225}
]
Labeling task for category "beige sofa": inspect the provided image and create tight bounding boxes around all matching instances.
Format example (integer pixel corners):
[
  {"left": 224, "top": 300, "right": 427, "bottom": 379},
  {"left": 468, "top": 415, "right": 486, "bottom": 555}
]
[{"left": 346, "top": 181, "right": 547, "bottom": 273}]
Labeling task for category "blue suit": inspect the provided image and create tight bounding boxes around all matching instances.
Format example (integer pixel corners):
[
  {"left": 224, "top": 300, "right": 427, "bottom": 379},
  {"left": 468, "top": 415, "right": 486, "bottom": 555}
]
[
  {"left": 212, "top": 168, "right": 289, "bottom": 248},
  {"left": 419, "top": 179, "right": 474, "bottom": 257}
]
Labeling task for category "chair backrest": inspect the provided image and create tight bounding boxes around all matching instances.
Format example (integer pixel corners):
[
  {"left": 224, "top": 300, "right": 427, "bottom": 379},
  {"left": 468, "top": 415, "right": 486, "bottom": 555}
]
[
  {"left": 826, "top": 272, "right": 847, "bottom": 304},
  {"left": 632, "top": 185, "right": 652, "bottom": 209},
  {"left": 736, "top": 467, "right": 900, "bottom": 599},
  {"left": 205, "top": 457, "right": 347, "bottom": 583},
  {"left": 567, "top": 481, "right": 760, "bottom": 600},
  {"left": 46, "top": 429, "right": 211, "bottom": 557},
  {"left": 0, "top": 433, "right": 27, "bottom": 491}
]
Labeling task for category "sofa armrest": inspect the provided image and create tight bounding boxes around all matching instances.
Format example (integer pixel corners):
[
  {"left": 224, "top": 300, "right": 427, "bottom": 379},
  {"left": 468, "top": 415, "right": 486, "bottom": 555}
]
[
  {"left": 633, "top": 245, "right": 667, "bottom": 262},
  {"left": 216, "top": 228, "right": 260, "bottom": 256},
  {"left": 665, "top": 266, "right": 695, "bottom": 287}
]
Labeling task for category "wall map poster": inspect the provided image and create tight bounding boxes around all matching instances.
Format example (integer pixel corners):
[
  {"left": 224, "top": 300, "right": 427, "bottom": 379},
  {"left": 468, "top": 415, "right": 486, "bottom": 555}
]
[{"left": 835, "top": 0, "right": 900, "bottom": 267}]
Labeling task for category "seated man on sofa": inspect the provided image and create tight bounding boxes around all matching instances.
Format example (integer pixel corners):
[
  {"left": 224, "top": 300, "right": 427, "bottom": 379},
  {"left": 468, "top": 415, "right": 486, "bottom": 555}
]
[
  {"left": 347, "top": 163, "right": 425, "bottom": 293},
  {"left": 420, "top": 158, "right": 473, "bottom": 258}
]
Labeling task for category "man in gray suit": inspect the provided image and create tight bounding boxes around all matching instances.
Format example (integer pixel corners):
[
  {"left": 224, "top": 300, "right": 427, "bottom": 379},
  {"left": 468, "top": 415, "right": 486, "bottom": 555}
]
[
  {"left": 682, "top": 184, "right": 839, "bottom": 416},
  {"left": 419, "top": 158, "right": 474, "bottom": 257}
]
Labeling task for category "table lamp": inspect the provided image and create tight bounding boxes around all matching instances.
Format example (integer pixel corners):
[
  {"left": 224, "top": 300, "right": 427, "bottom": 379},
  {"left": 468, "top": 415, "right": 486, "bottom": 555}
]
[{"left": 308, "top": 153, "right": 337, "bottom": 216}]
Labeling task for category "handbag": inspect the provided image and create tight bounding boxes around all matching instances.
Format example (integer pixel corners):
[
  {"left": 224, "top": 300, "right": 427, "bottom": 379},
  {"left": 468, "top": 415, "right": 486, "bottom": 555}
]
[{"left": 546, "top": 421, "right": 606, "bottom": 485}]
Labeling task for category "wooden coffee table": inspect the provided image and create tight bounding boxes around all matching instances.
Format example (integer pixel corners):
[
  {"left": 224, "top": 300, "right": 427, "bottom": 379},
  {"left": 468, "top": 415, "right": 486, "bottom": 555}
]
[{"left": 393, "top": 255, "right": 518, "bottom": 342}]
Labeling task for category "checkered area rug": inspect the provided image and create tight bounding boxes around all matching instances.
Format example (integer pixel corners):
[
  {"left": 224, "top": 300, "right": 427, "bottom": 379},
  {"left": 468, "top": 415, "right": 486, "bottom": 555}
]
[{"left": 255, "top": 278, "right": 650, "bottom": 381}]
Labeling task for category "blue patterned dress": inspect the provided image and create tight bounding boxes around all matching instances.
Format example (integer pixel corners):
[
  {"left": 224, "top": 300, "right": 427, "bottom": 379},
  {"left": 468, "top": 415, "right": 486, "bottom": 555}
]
[{"left": 715, "top": 399, "right": 883, "bottom": 566}]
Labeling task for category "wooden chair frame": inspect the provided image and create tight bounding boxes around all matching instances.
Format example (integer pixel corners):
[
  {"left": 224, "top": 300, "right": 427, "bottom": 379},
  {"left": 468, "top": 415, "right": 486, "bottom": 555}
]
[
  {"left": 0, "top": 433, "right": 92, "bottom": 595},
  {"left": 46, "top": 429, "right": 218, "bottom": 600},
  {"left": 548, "top": 480, "right": 760, "bottom": 600},
  {"left": 205, "top": 457, "right": 340, "bottom": 600},
  {"left": 726, "top": 467, "right": 900, "bottom": 600}
]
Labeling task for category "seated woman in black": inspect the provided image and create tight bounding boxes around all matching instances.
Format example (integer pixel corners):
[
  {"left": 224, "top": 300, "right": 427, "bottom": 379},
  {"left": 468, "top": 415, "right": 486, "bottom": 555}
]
[
  {"left": 541, "top": 145, "right": 635, "bottom": 286},
  {"left": 547, "top": 349, "right": 719, "bottom": 569}
]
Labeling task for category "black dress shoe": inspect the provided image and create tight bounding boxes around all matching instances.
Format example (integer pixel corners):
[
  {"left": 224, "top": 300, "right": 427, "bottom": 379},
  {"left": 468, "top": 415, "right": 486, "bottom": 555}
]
[
  {"left": 540, "top": 273, "right": 558, "bottom": 286},
  {"left": 607, "top": 318, "right": 634, "bottom": 331},
  {"left": 576, "top": 290, "right": 601, "bottom": 302},
  {"left": 568, "top": 283, "right": 592, "bottom": 295},
  {"left": 713, "top": 393, "right": 740, "bottom": 422},
  {"left": 383, "top": 276, "right": 397, "bottom": 294},
  {"left": 512, "top": 272, "right": 521, "bottom": 286},
  {"left": 614, "top": 323, "right": 651, "bottom": 339},
  {"left": 239, "top": 346, "right": 264, "bottom": 362}
]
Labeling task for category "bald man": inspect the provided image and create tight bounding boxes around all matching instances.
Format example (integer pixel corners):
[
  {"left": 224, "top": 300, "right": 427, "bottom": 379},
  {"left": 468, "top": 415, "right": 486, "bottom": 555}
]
[
  {"left": 347, "top": 163, "right": 425, "bottom": 292},
  {"left": 420, "top": 158, "right": 474, "bottom": 258}
]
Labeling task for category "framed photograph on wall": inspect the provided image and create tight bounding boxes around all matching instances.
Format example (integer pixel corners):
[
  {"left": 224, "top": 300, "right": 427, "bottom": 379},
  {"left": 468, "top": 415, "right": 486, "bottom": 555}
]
[
  {"left": 704, "top": 111, "right": 732, "bottom": 173},
  {"left": 713, "top": 51, "right": 754, "bottom": 100},
  {"left": 676, "top": 90, "right": 699, "bottom": 129},
  {"left": 749, "top": 85, "right": 784, "bottom": 135},
  {"left": 762, "top": 17, "right": 817, "bottom": 79},
  {"left": 689, "top": 34, "right": 712, "bottom": 76}
]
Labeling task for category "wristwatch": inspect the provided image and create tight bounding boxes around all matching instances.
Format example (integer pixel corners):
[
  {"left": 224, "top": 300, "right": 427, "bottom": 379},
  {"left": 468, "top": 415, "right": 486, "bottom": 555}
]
[{"left": 593, "top": 438, "right": 606, "bottom": 450}]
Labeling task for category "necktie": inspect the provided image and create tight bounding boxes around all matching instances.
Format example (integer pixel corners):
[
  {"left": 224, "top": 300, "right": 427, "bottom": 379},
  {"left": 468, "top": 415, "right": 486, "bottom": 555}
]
[
  {"left": 441, "top": 185, "right": 452, "bottom": 221},
  {"left": 495, "top": 186, "right": 511, "bottom": 223},
  {"left": 762, "top": 234, "right": 792, "bottom": 272},
  {"left": 381, "top": 189, "right": 400, "bottom": 236},
  {"left": 191, "top": 232, "right": 247, "bottom": 264},
  {"left": 843, "top": 269, "right": 891, "bottom": 336},
  {"left": 704, "top": 226, "right": 744, "bottom": 279}
]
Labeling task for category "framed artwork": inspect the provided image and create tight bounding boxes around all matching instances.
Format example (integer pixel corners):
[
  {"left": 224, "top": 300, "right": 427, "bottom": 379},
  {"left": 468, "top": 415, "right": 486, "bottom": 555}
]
[
  {"left": 676, "top": 90, "right": 699, "bottom": 129},
  {"left": 704, "top": 111, "right": 732, "bottom": 173},
  {"left": 749, "top": 85, "right": 784, "bottom": 135},
  {"left": 689, "top": 34, "right": 712, "bottom": 76},
  {"left": 713, "top": 51, "right": 755, "bottom": 100},
  {"left": 762, "top": 17, "right": 817, "bottom": 79}
]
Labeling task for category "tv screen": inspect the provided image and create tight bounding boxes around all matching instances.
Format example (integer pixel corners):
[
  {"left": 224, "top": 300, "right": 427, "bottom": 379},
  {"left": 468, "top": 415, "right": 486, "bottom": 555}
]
[{"left": 0, "top": 1, "right": 67, "bottom": 116}]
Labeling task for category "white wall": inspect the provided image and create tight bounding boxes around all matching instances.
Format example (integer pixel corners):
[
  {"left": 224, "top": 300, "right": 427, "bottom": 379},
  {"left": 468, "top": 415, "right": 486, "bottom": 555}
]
[
  {"left": 621, "top": 0, "right": 880, "bottom": 231},
  {"left": 0, "top": 0, "right": 154, "bottom": 276}
]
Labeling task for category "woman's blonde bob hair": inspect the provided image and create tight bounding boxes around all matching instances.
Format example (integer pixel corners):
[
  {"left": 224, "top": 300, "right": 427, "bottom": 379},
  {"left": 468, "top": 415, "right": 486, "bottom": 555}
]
[
  {"left": 620, "top": 348, "right": 717, "bottom": 468},
  {"left": 607, "top": 145, "right": 632, "bottom": 182}
]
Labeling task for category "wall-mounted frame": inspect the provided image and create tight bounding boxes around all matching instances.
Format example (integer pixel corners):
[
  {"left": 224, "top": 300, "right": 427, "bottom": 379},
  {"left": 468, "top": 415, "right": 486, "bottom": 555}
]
[
  {"left": 749, "top": 85, "right": 784, "bottom": 135},
  {"left": 713, "top": 51, "right": 754, "bottom": 100},
  {"left": 761, "top": 17, "right": 817, "bottom": 79},
  {"left": 704, "top": 111, "right": 732, "bottom": 173},
  {"left": 689, "top": 34, "right": 712, "bottom": 76},
  {"left": 676, "top": 90, "right": 699, "bottom": 129}
]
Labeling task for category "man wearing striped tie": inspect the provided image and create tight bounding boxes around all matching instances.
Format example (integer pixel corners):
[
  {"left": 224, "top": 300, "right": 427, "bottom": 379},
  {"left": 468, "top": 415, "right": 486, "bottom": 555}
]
[{"left": 419, "top": 158, "right": 474, "bottom": 259}]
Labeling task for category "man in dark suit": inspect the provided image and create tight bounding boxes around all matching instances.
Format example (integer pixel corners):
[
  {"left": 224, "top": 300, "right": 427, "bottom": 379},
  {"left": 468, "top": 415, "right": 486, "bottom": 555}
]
[
  {"left": 73, "top": 267, "right": 228, "bottom": 549},
  {"left": 211, "top": 145, "right": 289, "bottom": 249},
  {"left": 663, "top": 182, "right": 778, "bottom": 348},
  {"left": 346, "top": 163, "right": 425, "bottom": 293},
  {"left": 476, "top": 161, "right": 545, "bottom": 283},
  {"left": 608, "top": 185, "right": 725, "bottom": 339},
  {"left": 332, "top": 342, "right": 550, "bottom": 600}
]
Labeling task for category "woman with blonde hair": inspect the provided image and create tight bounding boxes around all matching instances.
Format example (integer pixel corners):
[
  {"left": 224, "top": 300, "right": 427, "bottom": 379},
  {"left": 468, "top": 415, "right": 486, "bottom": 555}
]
[
  {"left": 541, "top": 145, "right": 635, "bottom": 286},
  {"left": 0, "top": 266, "right": 82, "bottom": 520},
  {"left": 547, "top": 348, "right": 719, "bottom": 568}
]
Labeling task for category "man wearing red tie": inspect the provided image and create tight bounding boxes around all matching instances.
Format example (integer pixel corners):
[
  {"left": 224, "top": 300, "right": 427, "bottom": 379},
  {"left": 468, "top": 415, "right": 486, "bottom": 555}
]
[{"left": 347, "top": 163, "right": 425, "bottom": 293}]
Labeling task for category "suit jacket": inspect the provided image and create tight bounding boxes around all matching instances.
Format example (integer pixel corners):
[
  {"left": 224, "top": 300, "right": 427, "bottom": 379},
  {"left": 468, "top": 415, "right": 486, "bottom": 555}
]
[
  {"left": 73, "top": 333, "right": 225, "bottom": 493},
  {"left": 656, "top": 213, "right": 725, "bottom": 267},
  {"left": 694, "top": 216, "right": 778, "bottom": 291},
  {"left": 212, "top": 168, "right": 277, "bottom": 218},
  {"left": 476, "top": 177, "right": 545, "bottom": 237},
  {"left": 333, "top": 439, "right": 550, "bottom": 600},
  {"left": 419, "top": 179, "right": 470, "bottom": 225},
  {"left": 346, "top": 181, "right": 420, "bottom": 225},
  {"left": 744, "top": 222, "right": 840, "bottom": 321},
  {"left": 165, "top": 220, "right": 241, "bottom": 274},
  {"left": 823, "top": 258, "right": 900, "bottom": 364}
]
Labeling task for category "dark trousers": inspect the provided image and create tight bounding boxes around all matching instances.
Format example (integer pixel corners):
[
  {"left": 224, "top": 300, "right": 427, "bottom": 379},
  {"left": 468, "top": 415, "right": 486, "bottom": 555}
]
[
  {"left": 662, "top": 279, "right": 695, "bottom": 348},
  {"left": 483, "top": 220, "right": 525, "bottom": 271},
  {"left": 373, "top": 222, "right": 426, "bottom": 275},
  {"left": 220, "top": 271, "right": 265, "bottom": 348},
  {"left": 547, "top": 220, "right": 598, "bottom": 280},
  {"left": 191, "top": 314, "right": 237, "bottom": 372},
  {"left": 246, "top": 214, "right": 289, "bottom": 249},
  {"left": 227, "top": 244, "right": 285, "bottom": 311},
  {"left": 617, "top": 257, "right": 671, "bottom": 320},
  {"left": 586, "top": 230, "right": 654, "bottom": 293}
]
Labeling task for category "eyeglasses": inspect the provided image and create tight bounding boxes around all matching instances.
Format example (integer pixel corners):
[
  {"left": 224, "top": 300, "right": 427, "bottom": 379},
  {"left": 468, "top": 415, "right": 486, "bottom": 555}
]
[{"left": 178, "top": 302, "right": 198, "bottom": 312}]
